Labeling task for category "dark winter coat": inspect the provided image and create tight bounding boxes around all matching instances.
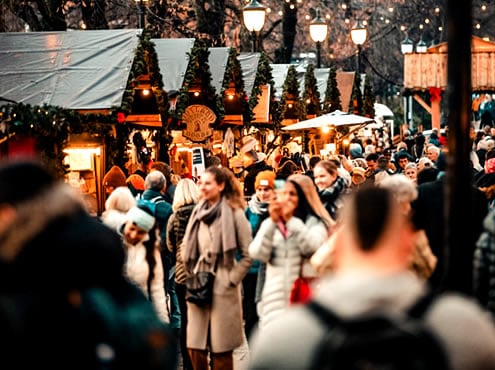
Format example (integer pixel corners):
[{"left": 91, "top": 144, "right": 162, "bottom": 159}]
[
  {"left": 0, "top": 184, "right": 140, "bottom": 369},
  {"left": 474, "top": 208, "right": 495, "bottom": 319},
  {"left": 166, "top": 203, "right": 196, "bottom": 285}
]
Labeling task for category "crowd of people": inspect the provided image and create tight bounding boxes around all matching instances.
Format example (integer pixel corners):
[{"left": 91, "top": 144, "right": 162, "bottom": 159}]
[{"left": 3, "top": 124, "right": 495, "bottom": 369}]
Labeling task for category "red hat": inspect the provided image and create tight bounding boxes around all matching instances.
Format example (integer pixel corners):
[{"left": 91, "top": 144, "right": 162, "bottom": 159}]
[
  {"left": 126, "top": 174, "right": 145, "bottom": 191},
  {"left": 103, "top": 165, "right": 127, "bottom": 188}
]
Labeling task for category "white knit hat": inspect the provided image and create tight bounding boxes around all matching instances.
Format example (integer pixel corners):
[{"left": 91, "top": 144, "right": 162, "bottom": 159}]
[{"left": 126, "top": 206, "right": 155, "bottom": 232}]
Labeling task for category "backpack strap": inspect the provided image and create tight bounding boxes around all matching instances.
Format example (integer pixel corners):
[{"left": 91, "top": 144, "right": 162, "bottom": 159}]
[
  {"left": 306, "top": 300, "right": 340, "bottom": 327},
  {"left": 305, "top": 292, "right": 445, "bottom": 370},
  {"left": 406, "top": 291, "right": 437, "bottom": 319},
  {"left": 150, "top": 195, "right": 166, "bottom": 204}
]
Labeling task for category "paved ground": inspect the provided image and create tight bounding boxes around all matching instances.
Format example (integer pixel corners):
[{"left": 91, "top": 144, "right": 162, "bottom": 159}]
[{"left": 177, "top": 337, "right": 250, "bottom": 369}]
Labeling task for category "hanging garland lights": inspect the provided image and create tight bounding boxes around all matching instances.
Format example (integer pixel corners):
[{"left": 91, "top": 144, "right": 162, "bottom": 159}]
[
  {"left": 222, "top": 47, "right": 251, "bottom": 127},
  {"left": 0, "top": 29, "right": 168, "bottom": 177},
  {"left": 0, "top": 104, "right": 126, "bottom": 177},
  {"left": 248, "top": 52, "right": 277, "bottom": 129},
  {"left": 171, "top": 39, "right": 224, "bottom": 130}
]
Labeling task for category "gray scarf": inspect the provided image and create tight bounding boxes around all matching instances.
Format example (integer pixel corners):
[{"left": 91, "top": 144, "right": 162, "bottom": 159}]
[
  {"left": 248, "top": 195, "right": 269, "bottom": 215},
  {"left": 182, "top": 197, "right": 237, "bottom": 273}
]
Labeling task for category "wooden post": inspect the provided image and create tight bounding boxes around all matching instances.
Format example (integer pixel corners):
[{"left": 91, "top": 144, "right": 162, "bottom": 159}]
[
  {"left": 429, "top": 87, "right": 442, "bottom": 131},
  {"left": 445, "top": 0, "right": 474, "bottom": 294}
]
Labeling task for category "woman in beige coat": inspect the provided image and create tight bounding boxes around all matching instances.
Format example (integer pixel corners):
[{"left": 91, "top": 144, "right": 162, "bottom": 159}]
[{"left": 182, "top": 166, "right": 253, "bottom": 370}]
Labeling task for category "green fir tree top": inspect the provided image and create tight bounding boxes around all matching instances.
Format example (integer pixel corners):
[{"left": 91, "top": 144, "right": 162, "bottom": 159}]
[
  {"left": 323, "top": 65, "right": 342, "bottom": 113},
  {"left": 280, "top": 65, "right": 306, "bottom": 121},
  {"left": 302, "top": 64, "right": 321, "bottom": 116}
]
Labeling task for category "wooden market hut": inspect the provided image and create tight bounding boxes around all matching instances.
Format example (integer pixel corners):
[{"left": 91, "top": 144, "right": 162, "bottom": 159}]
[
  {"left": 0, "top": 29, "right": 166, "bottom": 215},
  {"left": 404, "top": 36, "right": 495, "bottom": 131}
]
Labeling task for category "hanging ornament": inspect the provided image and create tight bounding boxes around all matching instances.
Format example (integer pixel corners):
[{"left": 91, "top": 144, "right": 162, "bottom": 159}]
[{"left": 116, "top": 112, "right": 126, "bottom": 124}]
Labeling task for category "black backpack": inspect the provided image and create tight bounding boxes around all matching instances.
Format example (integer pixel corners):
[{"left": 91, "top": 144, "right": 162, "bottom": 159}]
[
  {"left": 0, "top": 285, "right": 178, "bottom": 370},
  {"left": 306, "top": 293, "right": 450, "bottom": 370}
]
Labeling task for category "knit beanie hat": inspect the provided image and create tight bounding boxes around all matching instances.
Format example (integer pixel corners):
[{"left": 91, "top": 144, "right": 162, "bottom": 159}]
[
  {"left": 349, "top": 143, "right": 363, "bottom": 158},
  {"left": 126, "top": 206, "right": 155, "bottom": 232},
  {"left": 255, "top": 170, "right": 276, "bottom": 189},
  {"left": 126, "top": 174, "right": 145, "bottom": 192},
  {"left": 103, "top": 165, "right": 127, "bottom": 188}
]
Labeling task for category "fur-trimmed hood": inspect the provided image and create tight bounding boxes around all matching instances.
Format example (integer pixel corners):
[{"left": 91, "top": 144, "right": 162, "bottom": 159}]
[{"left": 0, "top": 183, "right": 86, "bottom": 261}]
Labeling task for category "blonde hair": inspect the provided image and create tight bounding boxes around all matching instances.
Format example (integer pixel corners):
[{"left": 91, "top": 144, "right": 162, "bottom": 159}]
[
  {"left": 104, "top": 186, "right": 136, "bottom": 213},
  {"left": 172, "top": 178, "right": 200, "bottom": 212}
]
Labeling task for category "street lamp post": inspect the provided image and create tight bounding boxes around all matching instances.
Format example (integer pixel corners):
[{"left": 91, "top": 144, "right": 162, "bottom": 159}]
[
  {"left": 134, "top": 0, "right": 148, "bottom": 29},
  {"left": 400, "top": 35, "right": 414, "bottom": 54},
  {"left": 350, "top": 19, "right": 367, "bottom": 74},
  {"left": 401, "top": 35, "right": 413, "bottom": 125},
  {"left": 309, "top": 9, "right": 328, "bottom": 68},
  {"left": 400, "top": 34, "right": 425, "bottom": 128},
  {"left": 242, "top": 0, "right": 267, "bottom": 53},
  {"left": 416, "top": 37, "right": 428, "bottom": 53}
]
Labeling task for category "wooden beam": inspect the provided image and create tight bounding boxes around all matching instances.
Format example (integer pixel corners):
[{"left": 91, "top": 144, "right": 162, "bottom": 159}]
[{"left": 413, "top": 94, "right": 431, "bottom": 114}]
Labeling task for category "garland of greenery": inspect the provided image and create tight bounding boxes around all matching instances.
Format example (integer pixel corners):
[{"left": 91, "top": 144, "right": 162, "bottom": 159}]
[
  {"left": 280, "top": 65, "right": 306, "bottom": 121},
  {"left": 171, "top": 39, "right": 224, "bottom": 130},
  {"left": 247, "top": 52, "right": 276, "bottom": 129},
  {"left": 322, "top": 65, "right": 342, "bottom": 113},
  {"left": 0, "top": 103, "right": 127, "bottom": 178},
  {"left": 0, "top": 29, "right": 169, "bottom": 177},
  {"left": 223, "top": 47, "right": 250, "bottom": 126},
  {"left": 302, "top": 64, "right": 321, "bottom": 116}
]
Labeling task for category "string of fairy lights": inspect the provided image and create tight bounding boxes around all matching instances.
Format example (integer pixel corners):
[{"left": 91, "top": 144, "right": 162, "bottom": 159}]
[{"left": 54, "top": 1, "right": 495, "bottom": 46}]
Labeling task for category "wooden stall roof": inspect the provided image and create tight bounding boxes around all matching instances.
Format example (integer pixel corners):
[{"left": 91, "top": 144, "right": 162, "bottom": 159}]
[
  {"left": 0, "top": 29, "right": 141, "bottom": 109},
  {"left": 153, "top": 38, "right": 195, "bottom": 93},
  {"left": 208, "top": 47, "right": 231, "bottom": 94},
  {"left": 238, "top": 52, "right": 261, "bottom": 97}
]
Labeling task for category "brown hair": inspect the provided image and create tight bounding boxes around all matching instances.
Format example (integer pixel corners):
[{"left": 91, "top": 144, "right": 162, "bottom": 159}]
[
  {"left": 205, "top": 166, "right": 245, "bottom": 209},
  {"left": 314, "top": 160, "right": 339, "bottom": 176},
  {"left": 286, "top": 173, "right": 335, "bottom": 230}
]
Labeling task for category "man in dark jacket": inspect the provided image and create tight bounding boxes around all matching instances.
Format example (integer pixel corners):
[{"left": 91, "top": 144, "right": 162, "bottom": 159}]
[
  {"left": 242, "top": 150, "right": 273, "bottom": 198},
  {"left": 412, "top": 170, "right": 487, "bottom": 294}
]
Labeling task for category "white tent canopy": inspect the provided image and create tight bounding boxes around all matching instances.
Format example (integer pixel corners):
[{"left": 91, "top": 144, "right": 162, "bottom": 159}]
[
  {"left": 282, "top": 110, "right": 375, "bottom": 131},
  {"left": 374, "top": 102, "right": 394, "bottom": 118}
]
